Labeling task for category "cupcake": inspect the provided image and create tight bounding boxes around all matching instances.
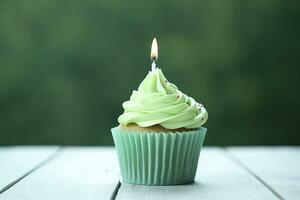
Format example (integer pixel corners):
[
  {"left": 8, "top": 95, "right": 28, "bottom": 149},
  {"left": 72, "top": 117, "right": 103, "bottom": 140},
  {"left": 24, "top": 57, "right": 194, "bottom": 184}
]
[{"left": 111, "top": 39, "right": 208, "bottom": 186}]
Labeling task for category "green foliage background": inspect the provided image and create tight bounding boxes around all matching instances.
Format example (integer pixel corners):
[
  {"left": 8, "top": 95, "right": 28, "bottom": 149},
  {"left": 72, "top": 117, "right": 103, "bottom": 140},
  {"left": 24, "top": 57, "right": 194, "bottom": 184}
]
[{"left": 1, "top": 0, "right": 299, "bottom": 145}]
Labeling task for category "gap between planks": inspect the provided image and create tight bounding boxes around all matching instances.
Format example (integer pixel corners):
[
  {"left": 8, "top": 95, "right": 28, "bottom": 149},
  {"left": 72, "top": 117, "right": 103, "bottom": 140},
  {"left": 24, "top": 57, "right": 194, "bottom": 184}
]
[
  {"left": 0, "top": 147, "right": 63, "bottom": 195},
  {"left": 110, "top": 181, "right": 121, "bottom": 200},
  {"left": 1, "top": 147, "right": 285, "bottom": 199},
  {"left": 0, "top": 147, "right": 121, "bottom": 200},
  {"left": 223, "top": 147, "right": 284, "bottom": 200}
]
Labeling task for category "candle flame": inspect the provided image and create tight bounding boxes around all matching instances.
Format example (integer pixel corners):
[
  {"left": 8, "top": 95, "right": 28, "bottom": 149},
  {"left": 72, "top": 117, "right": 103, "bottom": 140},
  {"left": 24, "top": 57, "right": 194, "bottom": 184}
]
[{"left": 150, "top": 37, "right": 158, "bottom": 61}]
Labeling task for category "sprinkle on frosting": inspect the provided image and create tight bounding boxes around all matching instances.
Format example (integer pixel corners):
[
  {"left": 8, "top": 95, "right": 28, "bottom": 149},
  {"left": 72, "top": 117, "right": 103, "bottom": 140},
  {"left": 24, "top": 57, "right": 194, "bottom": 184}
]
[{"left": 118, "top": 68, "right": 208, "bottom": 129}]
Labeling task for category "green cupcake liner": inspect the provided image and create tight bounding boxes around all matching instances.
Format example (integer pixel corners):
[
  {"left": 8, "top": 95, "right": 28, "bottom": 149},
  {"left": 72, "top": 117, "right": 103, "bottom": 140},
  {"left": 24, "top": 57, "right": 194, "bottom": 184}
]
[{"left": 111, "top": 126, "right": 206, "bottom": 186}]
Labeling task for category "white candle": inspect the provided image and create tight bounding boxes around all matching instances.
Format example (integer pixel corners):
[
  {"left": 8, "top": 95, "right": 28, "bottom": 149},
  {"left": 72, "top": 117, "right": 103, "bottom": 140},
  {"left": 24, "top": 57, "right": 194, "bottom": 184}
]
[
  {"left": 150, "top": 37, "right": 158, "bottom": 71},
  {"left": 151, "top": 61, "right": 156, "bottom": 72}
]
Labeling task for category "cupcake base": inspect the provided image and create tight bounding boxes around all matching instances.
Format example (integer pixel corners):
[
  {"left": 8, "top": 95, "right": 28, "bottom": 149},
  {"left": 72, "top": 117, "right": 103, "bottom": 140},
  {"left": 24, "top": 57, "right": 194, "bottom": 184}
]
[{"left": 111, "top": 126, "right": 206, "bottom": 186}]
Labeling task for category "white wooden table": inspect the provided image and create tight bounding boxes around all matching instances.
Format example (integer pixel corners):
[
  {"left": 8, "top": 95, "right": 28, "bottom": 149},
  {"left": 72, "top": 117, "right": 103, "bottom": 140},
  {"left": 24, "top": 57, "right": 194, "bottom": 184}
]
[{"left": 0, "top": 146, "right": 299, "bottom": 200}]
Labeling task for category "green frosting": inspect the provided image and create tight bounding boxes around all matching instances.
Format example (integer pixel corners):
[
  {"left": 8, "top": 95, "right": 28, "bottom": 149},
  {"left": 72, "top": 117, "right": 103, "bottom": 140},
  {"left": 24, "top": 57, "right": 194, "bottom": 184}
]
[{"left": 118, "top": 68, "right": 208, "bottom": 129}]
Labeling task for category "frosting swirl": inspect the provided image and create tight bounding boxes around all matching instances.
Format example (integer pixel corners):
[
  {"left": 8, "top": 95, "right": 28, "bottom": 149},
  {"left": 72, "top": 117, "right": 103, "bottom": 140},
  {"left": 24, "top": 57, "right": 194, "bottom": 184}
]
[{"left": 118, "top": 68, "right": 208, "bottom": 129}]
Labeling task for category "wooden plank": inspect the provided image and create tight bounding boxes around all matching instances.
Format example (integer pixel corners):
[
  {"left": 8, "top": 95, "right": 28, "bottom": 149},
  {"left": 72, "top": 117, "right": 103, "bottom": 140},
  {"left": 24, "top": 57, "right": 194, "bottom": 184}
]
[
  {"left": 0, "top": 147, "right": 120, "bottom": 200},
  {"left": 228, "top": 146, "right": 300, "bottom": 200},
  {"left": 0, "top": 146, "right": 59, "bottom": 192},
  {"left": 116, "top": 147, "right": 277, "bottom": 200}
]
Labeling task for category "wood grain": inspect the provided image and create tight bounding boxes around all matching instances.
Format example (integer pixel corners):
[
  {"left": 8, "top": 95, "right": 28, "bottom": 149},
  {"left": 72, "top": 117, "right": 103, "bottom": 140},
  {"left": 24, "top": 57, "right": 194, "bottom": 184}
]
[
  {"left": 228, "top": 146, "right": 300, "bottom": 200},
  {"left": 0, "top": 147, "right": 120, "bottom": 200},
  {"left": 1, "top": 146, "right": 298, "bottom": 199},
  {"left": 0, "top": 146, "right": 58, "bottom": 193}
]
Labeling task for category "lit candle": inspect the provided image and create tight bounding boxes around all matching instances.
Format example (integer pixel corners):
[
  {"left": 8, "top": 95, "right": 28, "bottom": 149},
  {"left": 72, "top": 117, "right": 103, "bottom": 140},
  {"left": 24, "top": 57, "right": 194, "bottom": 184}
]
[{"left": 150, "top": 37, "right": 158, "bottom": 71}]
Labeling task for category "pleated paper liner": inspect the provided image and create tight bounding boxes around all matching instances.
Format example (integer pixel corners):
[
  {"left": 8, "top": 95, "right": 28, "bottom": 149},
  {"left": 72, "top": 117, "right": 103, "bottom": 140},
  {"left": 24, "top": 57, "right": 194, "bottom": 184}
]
[{"left": 111, "top": 126, "right": 206, "bottom": 186}]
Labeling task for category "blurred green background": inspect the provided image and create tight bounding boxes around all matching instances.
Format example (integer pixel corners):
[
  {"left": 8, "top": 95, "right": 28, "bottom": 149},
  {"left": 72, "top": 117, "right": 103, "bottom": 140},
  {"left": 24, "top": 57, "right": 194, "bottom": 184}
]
[{"left": 1, "top": 0, "right": 299, "bottom": 146}]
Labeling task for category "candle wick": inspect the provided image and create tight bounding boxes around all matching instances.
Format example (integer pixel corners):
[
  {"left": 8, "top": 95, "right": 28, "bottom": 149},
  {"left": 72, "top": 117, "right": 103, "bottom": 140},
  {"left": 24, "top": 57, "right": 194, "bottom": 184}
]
[{"left": 151, "top": 60, "right": 156, "bottom": 71}]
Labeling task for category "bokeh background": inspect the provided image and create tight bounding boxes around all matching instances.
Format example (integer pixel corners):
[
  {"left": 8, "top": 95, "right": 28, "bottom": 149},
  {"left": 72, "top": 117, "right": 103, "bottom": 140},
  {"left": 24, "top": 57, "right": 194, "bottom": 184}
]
[{"left": 1, "top": 0, "right": 299, "bottom": 146}]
